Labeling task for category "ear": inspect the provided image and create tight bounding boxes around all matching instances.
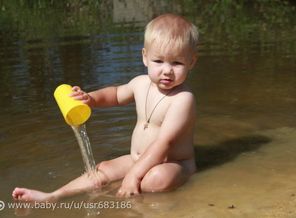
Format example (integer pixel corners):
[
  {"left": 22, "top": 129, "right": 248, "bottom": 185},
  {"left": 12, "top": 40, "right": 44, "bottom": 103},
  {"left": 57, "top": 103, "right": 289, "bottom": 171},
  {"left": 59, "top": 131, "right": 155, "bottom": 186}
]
[
  {"left": 142, "top": 48, "right": 148, "bottom": 67},
  {"left": 189, "top": 53, "right": 197, "bottom": 70}
]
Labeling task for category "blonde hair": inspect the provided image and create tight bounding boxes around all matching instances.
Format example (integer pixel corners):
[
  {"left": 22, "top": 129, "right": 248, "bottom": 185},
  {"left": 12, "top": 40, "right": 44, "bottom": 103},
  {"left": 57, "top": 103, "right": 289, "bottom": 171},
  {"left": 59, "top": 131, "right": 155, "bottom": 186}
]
[{"left": 144, "top": 14, "right": 199, "bottom": 55}]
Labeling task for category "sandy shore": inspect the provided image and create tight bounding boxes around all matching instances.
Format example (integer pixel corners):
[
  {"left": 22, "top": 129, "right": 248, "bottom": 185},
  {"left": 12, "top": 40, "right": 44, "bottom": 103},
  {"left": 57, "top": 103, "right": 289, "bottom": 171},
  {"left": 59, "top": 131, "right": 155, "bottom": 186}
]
[{"left": 129, "top": 127, "right": 296, "bottom": 218}]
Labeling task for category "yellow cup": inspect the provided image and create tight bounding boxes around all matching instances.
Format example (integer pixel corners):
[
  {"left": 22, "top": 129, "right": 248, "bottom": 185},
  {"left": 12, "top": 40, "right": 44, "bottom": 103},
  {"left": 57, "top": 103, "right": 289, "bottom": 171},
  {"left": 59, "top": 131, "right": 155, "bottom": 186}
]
[{"left": 54, "top": 84, "right": 91, "bottom": 126}]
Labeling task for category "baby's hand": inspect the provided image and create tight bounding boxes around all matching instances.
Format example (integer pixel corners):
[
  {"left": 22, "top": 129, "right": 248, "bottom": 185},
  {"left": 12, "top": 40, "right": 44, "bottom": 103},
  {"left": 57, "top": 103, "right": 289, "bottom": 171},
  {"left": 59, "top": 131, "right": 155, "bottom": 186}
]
[
  {"left": 116, "top": 173, "right": 141, "bottom": 198},
  {"left": 69, "top": 86, "right": 92, "bottom": 106}
]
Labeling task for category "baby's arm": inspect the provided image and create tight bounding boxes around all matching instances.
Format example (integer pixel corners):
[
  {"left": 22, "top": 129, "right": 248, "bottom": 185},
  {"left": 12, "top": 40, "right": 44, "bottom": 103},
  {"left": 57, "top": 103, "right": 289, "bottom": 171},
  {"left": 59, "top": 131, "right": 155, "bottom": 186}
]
[
  {"left": 118, "top": 92, "right": 196, "bottom": 197},
  {"left": 70, "top": 81, "right": 134, "bottom": 108}
]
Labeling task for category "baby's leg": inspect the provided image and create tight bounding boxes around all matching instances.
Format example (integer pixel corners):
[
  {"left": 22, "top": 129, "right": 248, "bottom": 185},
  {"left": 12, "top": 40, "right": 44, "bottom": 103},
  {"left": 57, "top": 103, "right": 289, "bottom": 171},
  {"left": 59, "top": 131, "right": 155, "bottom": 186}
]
[
  {"left": 140, "top": 159, "right": 196, "bottom": 193},
  {"left": 12, "top": 188, "right": 55, "bottom": 202},
  {"left": 96, "top": 154, "right": 134, "bottom": 183},
  {"left": 12, "top": 155, "right": 134, "bottom": 202}
]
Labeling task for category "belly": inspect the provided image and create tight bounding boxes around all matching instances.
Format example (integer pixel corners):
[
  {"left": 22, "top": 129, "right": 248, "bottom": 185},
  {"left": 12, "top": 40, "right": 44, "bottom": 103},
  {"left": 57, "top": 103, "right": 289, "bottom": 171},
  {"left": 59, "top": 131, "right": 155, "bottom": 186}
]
[
  {"left": 130, "top": 121, "right": 195, "bottom": 162},
  {"left": 130, "top": 121, "right": 160, "bottom": 160}
]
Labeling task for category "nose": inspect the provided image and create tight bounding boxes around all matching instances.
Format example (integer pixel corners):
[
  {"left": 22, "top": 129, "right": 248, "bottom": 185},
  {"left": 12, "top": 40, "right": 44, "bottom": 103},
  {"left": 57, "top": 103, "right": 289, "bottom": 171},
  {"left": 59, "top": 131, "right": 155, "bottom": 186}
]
[{"left": 163, "top": 63, "right": 173, "bottom": 75}]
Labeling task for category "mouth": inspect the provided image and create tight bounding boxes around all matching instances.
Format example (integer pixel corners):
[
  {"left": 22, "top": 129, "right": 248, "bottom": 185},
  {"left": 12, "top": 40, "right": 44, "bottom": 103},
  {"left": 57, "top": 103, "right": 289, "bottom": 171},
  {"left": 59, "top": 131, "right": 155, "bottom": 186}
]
[{"left": 160, "top": 79, "right": 173, "bottom": 85}]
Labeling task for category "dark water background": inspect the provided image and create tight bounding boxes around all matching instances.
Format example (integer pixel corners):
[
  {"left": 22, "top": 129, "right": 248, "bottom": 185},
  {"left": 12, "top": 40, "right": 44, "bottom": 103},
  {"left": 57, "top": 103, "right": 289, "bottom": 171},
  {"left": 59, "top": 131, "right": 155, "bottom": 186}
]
[{"left": 0, "top": 1, "right": 296, "bottom": 217}]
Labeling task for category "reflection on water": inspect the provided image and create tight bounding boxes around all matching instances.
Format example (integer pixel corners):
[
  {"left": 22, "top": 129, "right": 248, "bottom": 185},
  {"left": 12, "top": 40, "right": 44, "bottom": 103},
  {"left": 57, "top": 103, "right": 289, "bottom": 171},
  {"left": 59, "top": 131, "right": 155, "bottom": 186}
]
[{"left": 0, "top": 0, "right": 296, "bottom": 217}]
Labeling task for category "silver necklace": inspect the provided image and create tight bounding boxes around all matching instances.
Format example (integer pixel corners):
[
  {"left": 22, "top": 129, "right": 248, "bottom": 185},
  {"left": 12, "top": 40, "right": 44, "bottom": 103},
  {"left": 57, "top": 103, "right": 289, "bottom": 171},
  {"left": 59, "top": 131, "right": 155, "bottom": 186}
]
[{"left": 144, "top": 82, "right": 173, "bottom": 130}]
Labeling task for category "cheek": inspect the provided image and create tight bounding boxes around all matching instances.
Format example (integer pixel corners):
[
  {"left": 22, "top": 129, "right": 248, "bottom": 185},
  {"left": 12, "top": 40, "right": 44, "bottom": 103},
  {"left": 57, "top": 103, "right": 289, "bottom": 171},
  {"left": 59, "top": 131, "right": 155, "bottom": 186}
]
[
  {"left": 148, "top": 73, "right": 159, "bottom": 84},
  {"left": 148, "top": 72, "right": 159, "bottom": 81},
  {"left": 147, "top": 65, "right": 160, "bottom": 75},
  {"left": 147, "top": 68, "right": 159, "bottom": 81},
  {"left": 175, "top": 67, "right": 187, "bottom": 76},
  {"left": 174, "top": 69, "right": 188, "bottom": 82}
]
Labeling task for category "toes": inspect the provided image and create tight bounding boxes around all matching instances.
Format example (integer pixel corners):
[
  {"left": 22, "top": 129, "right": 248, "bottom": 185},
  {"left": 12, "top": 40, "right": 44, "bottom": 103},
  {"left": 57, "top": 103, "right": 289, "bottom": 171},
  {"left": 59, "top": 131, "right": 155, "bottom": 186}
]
[
  {"left": 12, "top": 187, "right": 21, "bottom": 197},
  {"left": 12, "top": 188, "right": 28, "bottom": 201}
]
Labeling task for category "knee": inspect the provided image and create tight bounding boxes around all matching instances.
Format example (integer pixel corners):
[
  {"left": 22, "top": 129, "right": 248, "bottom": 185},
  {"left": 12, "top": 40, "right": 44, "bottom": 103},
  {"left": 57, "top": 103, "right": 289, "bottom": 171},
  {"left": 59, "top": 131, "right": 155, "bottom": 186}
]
[
  {"left": 95, "top": 161, "right": 110, "bottom": 185},
  {"left": 141, "top": 168, "right": 173, "bottom": 193},
  {"left": 96, "top": 160, "right": 109, "bottom": 171}
]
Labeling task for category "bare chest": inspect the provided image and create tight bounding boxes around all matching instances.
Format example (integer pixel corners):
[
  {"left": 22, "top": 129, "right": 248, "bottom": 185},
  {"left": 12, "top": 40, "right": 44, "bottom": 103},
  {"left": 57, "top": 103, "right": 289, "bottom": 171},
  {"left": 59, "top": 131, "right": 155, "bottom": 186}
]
[{"left": 134, "top": 88, "right": 172, "bottom": 128}]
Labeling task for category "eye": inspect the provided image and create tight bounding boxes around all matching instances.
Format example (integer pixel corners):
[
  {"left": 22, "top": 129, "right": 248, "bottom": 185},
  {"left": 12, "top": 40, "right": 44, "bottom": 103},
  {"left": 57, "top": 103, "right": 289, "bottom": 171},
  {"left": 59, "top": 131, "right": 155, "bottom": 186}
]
[
  {"left": 153, "top": 60, "right": 163, "bottom": 63},
  {"left": 172, "top": 61, "right": 184, "bottom": 66}
]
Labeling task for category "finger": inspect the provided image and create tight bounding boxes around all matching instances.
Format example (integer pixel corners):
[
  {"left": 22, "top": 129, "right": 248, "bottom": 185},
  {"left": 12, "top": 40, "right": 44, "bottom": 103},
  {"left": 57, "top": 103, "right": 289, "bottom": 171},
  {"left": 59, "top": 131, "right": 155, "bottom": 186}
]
[
  {"left": 79, "top": 93, "right": 90, "bottom": 102},
  {"left": 82, "top": 93, "right": 89, "bottom": 100},
  {"left": 70, "top": 90, "right": 85, "bottom": 98},
  {"left": 116, "top": 189, "right": 123, "bottom": 198},
  {"left": 70, "top": 93, "right": 82, "bottom": 99},
  {"left": 129, "top": 192, "right": 135, "bottom": 197},
  {"left": 69, "top": 90, "right": 81, "bottom": 97},
  {"left": 72, "top": 86, "right": 81, "bottom": 92},
  {"left": 69, "top": 87, "right": 82, "bottom": 97},
  {"left": 124, "top": 192, "right": 136, "bottom": 198},
  {"left": 129, "top": 190, "right": 140, "bottom": 197}
]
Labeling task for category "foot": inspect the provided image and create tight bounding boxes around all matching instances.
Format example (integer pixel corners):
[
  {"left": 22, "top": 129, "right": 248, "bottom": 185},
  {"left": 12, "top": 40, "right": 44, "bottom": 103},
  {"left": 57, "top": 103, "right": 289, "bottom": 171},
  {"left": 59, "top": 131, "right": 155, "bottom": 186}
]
[{"left": 12, "top": 187, "right": 56, "bottom": 203}]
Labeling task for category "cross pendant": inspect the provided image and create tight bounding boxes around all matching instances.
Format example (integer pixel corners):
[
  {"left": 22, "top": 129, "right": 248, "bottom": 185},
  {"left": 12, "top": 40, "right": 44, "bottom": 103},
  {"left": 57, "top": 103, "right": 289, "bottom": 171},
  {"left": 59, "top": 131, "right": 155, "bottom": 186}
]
[{"left": 144, "top": 123, "right": 148, "bottom": 130}]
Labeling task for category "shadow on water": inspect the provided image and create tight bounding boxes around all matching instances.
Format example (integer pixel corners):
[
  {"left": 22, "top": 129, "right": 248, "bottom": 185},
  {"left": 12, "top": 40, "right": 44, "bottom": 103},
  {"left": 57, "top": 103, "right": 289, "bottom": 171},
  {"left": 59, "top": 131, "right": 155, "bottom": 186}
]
[{"left": 194, "top": 135, "right": 271, "bottom": 171}]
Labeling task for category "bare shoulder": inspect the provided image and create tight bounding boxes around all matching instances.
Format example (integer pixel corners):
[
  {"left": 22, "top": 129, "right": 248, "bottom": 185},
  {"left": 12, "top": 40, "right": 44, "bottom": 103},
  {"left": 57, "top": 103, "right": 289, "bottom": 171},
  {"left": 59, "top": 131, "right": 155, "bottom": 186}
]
[
  {"left": 128, "top": 74, "right": 149, "bottom": 89},
  {"left": 166, "top": 86, "right": 196, "bottom": 122},
  {"left": 164, "top": 86, "right": 196, "bottom": 122},
  {"left": 171, "top": 86, "right": 196, "bottom": 108},
  {"left": 117, "top": 75, "right": 149, "bottom": 105}
]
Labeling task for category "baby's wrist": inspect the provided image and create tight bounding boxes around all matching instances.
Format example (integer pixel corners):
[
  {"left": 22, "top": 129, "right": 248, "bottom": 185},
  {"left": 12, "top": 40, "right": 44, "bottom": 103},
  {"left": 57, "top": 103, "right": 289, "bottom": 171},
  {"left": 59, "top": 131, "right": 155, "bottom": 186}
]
[
  {"left": 130, "top": 171, "right": 142, "bottom": 182},
  {"left": 87, "top": 93, "right": 96, "bottom": 108}
]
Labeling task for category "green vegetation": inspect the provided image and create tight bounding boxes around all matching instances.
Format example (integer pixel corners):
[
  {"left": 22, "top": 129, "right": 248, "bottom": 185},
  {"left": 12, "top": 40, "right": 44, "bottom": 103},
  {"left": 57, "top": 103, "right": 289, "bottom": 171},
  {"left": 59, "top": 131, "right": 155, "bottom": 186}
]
[
  {"left": 0, "top": 0, "right": 295, "bottom": 41},
  {"left": 0, "top": 0, "right": 113, "bottom": 39},
  {"left": 191, "top": 0, "right": 296, "bottom": 50},
  {"left": 0, "top": 0, "right": 295, "bottom": 57}
]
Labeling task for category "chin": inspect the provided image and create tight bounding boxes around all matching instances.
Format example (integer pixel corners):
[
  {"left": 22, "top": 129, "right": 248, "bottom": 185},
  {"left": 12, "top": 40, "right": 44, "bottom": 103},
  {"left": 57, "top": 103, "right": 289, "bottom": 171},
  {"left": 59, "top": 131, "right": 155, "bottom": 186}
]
[{"left": 158, "top": 83, "right": 176, "bottom": 90}]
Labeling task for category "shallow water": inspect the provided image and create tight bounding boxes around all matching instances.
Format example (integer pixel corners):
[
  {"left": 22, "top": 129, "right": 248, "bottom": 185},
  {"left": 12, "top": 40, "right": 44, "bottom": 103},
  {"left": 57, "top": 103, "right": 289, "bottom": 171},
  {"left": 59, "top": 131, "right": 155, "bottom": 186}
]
[{"left": 1, "top": 1, "right": 296, "bottom": 217}]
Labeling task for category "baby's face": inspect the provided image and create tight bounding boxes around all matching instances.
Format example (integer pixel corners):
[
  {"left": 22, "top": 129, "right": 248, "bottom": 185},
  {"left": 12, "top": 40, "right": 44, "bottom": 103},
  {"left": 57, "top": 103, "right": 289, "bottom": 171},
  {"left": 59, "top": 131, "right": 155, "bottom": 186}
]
[{"left": 142, "top": 43, "right": 196, "bottom": 90}]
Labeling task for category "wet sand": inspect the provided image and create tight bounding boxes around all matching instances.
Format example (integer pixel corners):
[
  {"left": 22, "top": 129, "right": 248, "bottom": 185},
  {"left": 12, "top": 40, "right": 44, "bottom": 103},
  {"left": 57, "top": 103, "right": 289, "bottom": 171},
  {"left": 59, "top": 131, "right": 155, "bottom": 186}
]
[
  {"left": 186, "top": 127, "right": 295, "bottom": 217},
  {"left": 118, "top": 127, "right": 296, "bottom": 218},
  {"left": 35, "top": 126, "right": 295, "bottom": 218},
  {"left": 2, "top": 122, "right": 296, "bottom": 218}
]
